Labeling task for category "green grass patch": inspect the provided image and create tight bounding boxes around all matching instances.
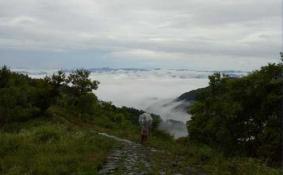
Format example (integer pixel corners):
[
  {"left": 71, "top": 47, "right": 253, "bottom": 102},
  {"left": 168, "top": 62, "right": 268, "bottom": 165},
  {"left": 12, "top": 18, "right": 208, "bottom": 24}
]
[{"left": 0, "top": 121, "right": 117, "bottom": 175}]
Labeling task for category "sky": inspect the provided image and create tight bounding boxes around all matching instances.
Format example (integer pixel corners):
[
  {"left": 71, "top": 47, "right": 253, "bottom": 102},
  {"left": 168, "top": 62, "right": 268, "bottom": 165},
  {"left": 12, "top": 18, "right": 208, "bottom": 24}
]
[{"left": 0, "top": 0, "right": 282, "bottom": 71}]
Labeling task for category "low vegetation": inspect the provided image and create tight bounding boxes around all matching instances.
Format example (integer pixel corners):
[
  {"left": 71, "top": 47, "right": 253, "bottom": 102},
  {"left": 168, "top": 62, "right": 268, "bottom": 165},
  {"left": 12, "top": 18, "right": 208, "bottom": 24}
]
[
  {"left": 188, "top": 62, "right": 282, "bottom": 166},
  {"left": 0, "top": 59, "right": 281, "bottom": 174},
  {"left": 0, "top": 120, "right": 117, "bottom": 174},
  {"left": 0, "top": 66, "right": 160, "bottom": 174}
]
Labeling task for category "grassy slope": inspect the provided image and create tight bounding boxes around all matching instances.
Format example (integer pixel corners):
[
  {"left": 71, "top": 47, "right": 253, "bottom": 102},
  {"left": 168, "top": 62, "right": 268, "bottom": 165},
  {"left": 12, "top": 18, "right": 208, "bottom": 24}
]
[
  {"left": 0, "top": 67, "right": 281, "bottom": 175},
  {"left": 0, "top": 118, "right": 120, "bottom": 175},
  {"left": 0, "top": 116, "right": 281, "bottom": 175},
  {"left": 90, "top": 116, "right": 282, "bottom": 175},
  {"left": 150, "top": 138, "right": 282, "bottom": 175}
]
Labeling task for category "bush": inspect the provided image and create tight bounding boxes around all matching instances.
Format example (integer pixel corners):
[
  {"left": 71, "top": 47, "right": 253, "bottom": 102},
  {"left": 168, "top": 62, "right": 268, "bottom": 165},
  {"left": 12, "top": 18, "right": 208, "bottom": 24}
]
[
  {"left": 188, "top": 63, "right": 283, "bottom": 164},
  {"left": 33, "top": 126, "right": 61, "bottom": 143}
]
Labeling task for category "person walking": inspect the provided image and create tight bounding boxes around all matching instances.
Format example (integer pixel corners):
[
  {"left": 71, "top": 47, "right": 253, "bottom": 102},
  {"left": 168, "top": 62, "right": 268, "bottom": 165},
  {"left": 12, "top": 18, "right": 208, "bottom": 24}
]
[{"left": 138, "top": 112, "right": 152, "bottom": 144}]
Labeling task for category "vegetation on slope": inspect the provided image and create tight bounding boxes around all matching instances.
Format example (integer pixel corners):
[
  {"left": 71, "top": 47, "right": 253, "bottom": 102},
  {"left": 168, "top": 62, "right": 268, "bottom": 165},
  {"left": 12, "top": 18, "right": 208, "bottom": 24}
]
[
  {"left": 0, "top": 66, "right": 160, "bottom": 174},
  {"left": 0, "top": 120, "right": 118, "bottom": 174},
  {"left": 177, "top": 87, "right": 208, "bottom": 102},
  {"left": 0, "top": 61, "right": 282, "bottom": 175},
  {"left": 188, "top": 62, "right": 283, "bottom": 166}
]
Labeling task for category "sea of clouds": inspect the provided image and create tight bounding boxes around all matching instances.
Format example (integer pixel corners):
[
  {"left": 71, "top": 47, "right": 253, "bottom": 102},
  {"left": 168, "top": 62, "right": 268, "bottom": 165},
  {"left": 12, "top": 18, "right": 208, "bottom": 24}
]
[
  {"left": 16, "top": 68, "right": 247, "bottom": 137},
  {"left": 91, "top": 69, "right": 209, "bottom": 110}
]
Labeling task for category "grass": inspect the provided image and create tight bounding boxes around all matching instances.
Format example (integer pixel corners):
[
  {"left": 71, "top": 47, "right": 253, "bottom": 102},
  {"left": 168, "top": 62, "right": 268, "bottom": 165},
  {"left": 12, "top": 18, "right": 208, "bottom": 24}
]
[
  {"left": 0, "top": 115, "right": 281, "bottom": 175},
  {"left": 80, "top": 115, "right": 283, "bottom": 175},
  {"left": 0, "top": 120, "right": 118, "bottom": 175},
  {"left": 148, "top": 136, "right": 282, "bottom": 175}
]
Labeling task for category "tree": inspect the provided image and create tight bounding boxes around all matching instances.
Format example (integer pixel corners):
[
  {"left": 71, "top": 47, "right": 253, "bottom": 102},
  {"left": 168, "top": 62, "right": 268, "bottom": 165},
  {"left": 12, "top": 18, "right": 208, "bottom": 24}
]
[
  {"left": 67, "top": 69, "right": 99, "bottom": 96},
  {"left": 187, "top": 62, "right": 283, "bottom": 165},
  {"left": 0, "top": 65, "right": 11, "bottom": 88},
  {"left": 46, "top": 70, "right": 66, "bottom": 87}
]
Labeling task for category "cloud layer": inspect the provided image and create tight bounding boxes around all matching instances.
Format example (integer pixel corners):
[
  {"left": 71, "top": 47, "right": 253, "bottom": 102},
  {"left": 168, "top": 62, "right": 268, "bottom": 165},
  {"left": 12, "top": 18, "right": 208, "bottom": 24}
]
[{"left": 0, "top": 0, "right": 281, "bottom": 70}]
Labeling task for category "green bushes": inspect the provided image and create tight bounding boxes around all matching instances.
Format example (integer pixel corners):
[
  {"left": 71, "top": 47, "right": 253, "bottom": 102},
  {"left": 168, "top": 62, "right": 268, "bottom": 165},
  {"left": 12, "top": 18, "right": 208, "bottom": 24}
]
[
  {"left": 67, "top": 69, "right": 99, "bottom": 96},
  {"left": 33, "top": 125, "right": 61, "bottom": 143},
  {"left": 0, "top": 67, "right": 159, "bottom": 174},
  {"left": 187, "top": 63, "right": 283, "bottom": 165},
  {"left": 0, "top": 67, "right": 100, "bottom": 125},
  {"left": 0, "top": 66, "right": 161, "bottom": 134},
  {"left": 0, "top": 64, "right": 281, "bottom": 174},
  {"left": 151, "top": 138, "right": 282, "bottom": 175},
  {"left": 0, "top": 67, "right": 52, "bottom": 124},
  {"left": 0, "top": 86, "right": 41, "bottom": 123}
]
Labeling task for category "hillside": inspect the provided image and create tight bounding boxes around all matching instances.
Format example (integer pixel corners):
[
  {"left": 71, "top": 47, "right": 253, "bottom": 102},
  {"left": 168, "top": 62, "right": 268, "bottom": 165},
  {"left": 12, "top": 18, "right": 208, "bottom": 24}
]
[
  {"left": 0, "top": 66, "right": 282, "bottom": 175},
  {"left": 177, "top": 87, "right": 208, "bottom": 102},
  {"left": 188, "top": 62, "right": 283, "bottom": 166}
]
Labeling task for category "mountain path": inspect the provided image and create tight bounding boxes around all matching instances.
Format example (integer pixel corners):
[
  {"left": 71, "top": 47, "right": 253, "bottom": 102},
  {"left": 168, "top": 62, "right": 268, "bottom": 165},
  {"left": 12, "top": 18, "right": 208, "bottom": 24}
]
[
  {"left": 98, "top": 133, "right": 155, "bottom": 175},
  {"left": 97, "top": 132, "right": 206, "bottom": 175}
]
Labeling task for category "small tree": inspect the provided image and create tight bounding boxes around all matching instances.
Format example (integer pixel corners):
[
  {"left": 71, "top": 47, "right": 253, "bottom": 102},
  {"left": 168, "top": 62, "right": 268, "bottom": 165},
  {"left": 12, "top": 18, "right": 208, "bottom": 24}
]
[
  {"left": 0, "top": 65, "right": 11, "bottom": 88},
  {"left": 44, "top": 70, "right": 68, "bottom": 100},
  {"left": 208, "top": 72, "right": 221, "bottom": 96},
  {"left": 68, "top": 69, "right": 99, "bottom": 95},
  {"left": 48, "top": 70, "right": 66, "bottom": 87}
]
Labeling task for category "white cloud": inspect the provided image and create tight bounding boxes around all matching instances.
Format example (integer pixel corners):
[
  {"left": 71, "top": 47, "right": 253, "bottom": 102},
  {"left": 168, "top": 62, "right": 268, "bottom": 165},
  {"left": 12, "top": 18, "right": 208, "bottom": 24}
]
[{"left": 0, "top": 0, "right": 281, "bottom": 70}]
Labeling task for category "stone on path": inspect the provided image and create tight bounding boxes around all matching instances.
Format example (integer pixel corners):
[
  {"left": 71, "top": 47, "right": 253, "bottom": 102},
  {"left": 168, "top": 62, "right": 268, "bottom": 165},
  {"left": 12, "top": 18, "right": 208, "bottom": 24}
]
[
  {"left": 98, "top": 133, "right": 153, "bottom": 175},
  {"left": 97, "top": 132, "right": 205, "bottom": 175}
]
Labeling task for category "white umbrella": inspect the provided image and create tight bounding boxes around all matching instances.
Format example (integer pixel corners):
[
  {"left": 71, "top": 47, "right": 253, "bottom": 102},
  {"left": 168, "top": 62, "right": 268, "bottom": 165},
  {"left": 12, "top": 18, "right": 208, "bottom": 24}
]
[{"left": 139, "top": 113, "right": 153, "bottom": 128}]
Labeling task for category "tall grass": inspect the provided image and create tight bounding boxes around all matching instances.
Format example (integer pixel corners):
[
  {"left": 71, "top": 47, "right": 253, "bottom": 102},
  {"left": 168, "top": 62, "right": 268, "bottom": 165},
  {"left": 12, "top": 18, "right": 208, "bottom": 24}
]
[{"left": 0, "top": 122, "right": 117, "bottom": 175}]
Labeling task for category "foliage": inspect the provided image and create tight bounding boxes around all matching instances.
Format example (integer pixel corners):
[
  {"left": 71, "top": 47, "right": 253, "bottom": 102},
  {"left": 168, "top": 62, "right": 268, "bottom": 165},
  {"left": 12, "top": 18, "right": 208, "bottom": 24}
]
[
  {"left": 0, "top": 122, "right": 117, "bottom": 175},
  {"left": 0, "top": 66, "right": 163, "bottom": 174},
  {"left": 0, "top": 66, "right": 160, "bottom": 128},
  {"left": 187, "top": 62, "right": 283, "bottom": 165},
  {"left": 67, "top": 69, "right": 99, "bottom": 96},
  {"left": 0, "top": 65, "right": 281, "bottom": 174}
]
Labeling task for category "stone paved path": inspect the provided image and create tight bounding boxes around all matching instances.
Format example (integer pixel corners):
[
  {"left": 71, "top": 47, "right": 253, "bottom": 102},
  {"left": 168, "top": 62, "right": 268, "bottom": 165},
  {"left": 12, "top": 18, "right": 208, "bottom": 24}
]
[
  {"left": 97, "top": 133, "right": 206, "bottom": 175},
  {"left": 98, "top": 133, "right": 154, "bottom": 175}
]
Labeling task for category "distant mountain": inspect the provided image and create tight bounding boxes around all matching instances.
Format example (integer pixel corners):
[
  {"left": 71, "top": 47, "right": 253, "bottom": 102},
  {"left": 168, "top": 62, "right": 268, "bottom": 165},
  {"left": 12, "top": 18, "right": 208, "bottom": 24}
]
[
  {"left": 176, "top": 87, "right": 208, "bottom": 102},
  {"left": 160, "top": 87, "right": 208, "bottom": 116},
  {"left": 87, "top": 67, "right": 149, "bottom": 73}
]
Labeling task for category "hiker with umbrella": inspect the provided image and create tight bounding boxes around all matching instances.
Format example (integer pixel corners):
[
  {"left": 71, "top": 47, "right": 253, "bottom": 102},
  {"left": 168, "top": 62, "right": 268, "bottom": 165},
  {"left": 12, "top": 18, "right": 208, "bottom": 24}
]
[{"left": 138, "top": 112, "right": 153, "bottom": 144}]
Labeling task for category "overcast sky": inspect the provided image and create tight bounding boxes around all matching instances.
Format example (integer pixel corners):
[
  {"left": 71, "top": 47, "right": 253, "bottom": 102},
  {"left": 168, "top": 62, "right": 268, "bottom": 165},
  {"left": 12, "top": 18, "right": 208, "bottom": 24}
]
[{"left": 0, "top": 0, "right": 282, "bottom": 70}]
